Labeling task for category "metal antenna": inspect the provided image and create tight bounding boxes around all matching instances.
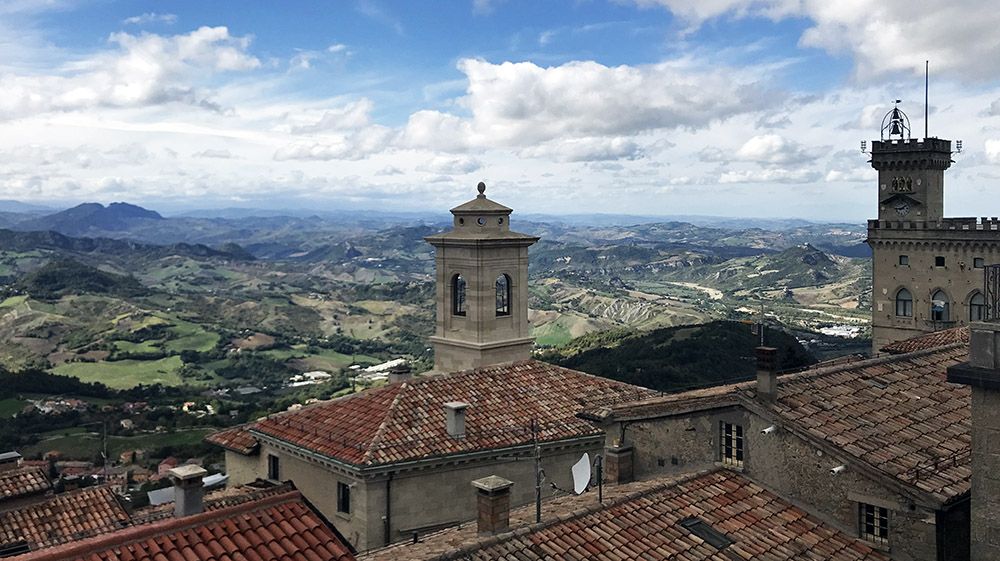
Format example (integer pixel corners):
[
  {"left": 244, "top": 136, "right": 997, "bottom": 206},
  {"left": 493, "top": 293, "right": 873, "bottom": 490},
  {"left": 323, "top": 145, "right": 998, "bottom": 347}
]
[{"left": 925, "top": 60, "right": 929, "bottom": 139}]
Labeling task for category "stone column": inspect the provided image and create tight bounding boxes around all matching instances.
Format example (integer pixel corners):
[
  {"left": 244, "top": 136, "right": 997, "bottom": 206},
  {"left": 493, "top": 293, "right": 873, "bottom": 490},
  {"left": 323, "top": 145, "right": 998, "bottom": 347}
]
[
  {"left": 947, "top": 322, "right": 1000, "bottom": 561},
  {"left": 471, "top": 475, "right": 513, "bottom": 535}
]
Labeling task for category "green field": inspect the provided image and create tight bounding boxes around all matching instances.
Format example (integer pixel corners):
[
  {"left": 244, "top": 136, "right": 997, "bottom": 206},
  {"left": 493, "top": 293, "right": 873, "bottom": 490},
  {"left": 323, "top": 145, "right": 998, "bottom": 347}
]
[
  {"left": 0, "top": 398, "right": 26, "bottom": 417},
  {"left": 0, "top": 295, "right": 28, "bottom": 309},
  {"left": 113, "top": 340, "right": 161, "bottom": 353},
  {"left": 52, "top": 356, "right": 184, "bottom": 389},
  {"left": 22, "top": 428, "right": 214, "bottom": 459}
]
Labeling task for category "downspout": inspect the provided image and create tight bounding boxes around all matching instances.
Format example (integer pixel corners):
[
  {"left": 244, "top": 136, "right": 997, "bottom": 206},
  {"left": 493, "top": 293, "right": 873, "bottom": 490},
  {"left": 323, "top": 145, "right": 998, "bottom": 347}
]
[{"left": 383, "top": 472, "right": 393, "bottom": 546}]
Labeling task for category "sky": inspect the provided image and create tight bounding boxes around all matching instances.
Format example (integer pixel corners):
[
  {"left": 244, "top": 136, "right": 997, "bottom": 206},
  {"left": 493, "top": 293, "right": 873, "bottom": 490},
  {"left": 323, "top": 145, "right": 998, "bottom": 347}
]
[{"left": 1, "top": 0, "right": 1000, "bottom": 220}]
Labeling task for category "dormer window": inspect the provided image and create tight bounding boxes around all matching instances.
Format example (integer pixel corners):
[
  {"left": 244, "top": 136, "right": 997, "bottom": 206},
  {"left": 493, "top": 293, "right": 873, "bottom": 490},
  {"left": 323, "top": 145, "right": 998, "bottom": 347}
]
[
  {"left": 452, "top": 274, "right": 466, "bottom": 316},
  {"left": 496, "top": 274, "right": 511, "bottom": 316}
]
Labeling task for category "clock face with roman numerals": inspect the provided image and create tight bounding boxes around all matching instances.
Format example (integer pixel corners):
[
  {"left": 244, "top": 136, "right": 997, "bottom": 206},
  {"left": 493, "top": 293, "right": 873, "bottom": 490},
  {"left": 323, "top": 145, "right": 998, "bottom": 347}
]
[{"left": 894, "top": 201, "right": 910, "bottom": 216}]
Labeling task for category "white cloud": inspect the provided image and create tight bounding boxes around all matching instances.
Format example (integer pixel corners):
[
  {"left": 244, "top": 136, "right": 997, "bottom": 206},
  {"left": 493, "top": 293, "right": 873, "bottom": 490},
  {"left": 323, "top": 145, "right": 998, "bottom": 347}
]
[
  {"left": 376, "top": 165, "right": 404, "bottom": 176},
  {"left": 632, "top": 0, "right": 1000, "bottom": 80},
  {"left": 0, "top": 26, "right": 259, "bottom": 119},
  {"left": 985, "top": 139, "right": 1000, "bottom": 164},
  {"left": 719, "top": 168, "right": 822, "bottom": 184},
  {"left": 122, "top": 12, "right": 178, "bottom": 26},
  {"left": 735, "top": 134, "right": 826, "bottom": 165},
  {"left": 418, "top": 156, "right": 483, "bottom": 175},
  {"left": 273, "top": 125, "right": 393, "bottom": 161},
  {"left": 290, "top": 99, "right": 373, "bottom": 133},
  {"left": 192, "top": 149, "right": 234, "bottom": 159},
  {"left": 519, "top": 137, "right": 643, "bottom": 162}
]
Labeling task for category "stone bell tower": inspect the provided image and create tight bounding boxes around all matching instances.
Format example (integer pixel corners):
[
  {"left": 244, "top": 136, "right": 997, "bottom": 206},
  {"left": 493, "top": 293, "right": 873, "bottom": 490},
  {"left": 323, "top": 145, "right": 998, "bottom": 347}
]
[{"left": 425, "top": 182, "right": 539, "bottom": 373}]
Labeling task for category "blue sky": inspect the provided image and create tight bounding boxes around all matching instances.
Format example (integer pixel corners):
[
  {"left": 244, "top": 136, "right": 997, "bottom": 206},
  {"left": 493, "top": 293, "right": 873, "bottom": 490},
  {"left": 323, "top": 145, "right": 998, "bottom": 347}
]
[{"left": 1, "top": 0, "right": 999, "bottom": 220}]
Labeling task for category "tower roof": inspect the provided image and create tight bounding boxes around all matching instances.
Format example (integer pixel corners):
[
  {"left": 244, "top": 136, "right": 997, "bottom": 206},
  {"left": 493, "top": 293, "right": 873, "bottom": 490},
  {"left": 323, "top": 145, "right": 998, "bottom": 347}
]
[{"left": 449, "top": 182, "right": 512, "bottom": 215}]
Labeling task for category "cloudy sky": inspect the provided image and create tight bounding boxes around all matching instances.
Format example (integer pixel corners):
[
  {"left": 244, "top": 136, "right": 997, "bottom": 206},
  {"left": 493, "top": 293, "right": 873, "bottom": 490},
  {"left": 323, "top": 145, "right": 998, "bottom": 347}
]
[{"left": 1, "top": 0, "right": 999, "bottom": 220}]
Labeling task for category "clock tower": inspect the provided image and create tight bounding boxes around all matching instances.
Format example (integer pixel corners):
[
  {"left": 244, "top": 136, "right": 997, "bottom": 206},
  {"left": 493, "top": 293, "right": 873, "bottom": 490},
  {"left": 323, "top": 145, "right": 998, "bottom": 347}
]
[
  {"left": 425, "top": 182, "right": 539, "bottom": 372},
  {"left": 870, "top": 102, "right": 952, "bottom": 222},
  {"left": 866, "top": 102, "right": 1000, "bottom": 353}
]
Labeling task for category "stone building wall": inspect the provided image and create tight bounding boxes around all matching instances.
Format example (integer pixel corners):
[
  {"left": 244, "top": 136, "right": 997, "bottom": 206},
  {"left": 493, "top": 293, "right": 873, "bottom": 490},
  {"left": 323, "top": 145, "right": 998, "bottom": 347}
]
[{"left": 611, "top": 406, "right": 959, "bottom": 561}]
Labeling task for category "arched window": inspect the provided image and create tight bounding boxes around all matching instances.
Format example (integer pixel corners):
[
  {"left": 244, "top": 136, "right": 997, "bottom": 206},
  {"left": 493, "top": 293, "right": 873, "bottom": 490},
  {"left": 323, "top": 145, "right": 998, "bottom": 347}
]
[
  {"left": 931, "top": 290, "right": 950, "bottom": 322},
  {"left": 452, "top": 274, "right": 466, "bottom": 316},
  {"left": 495, "top": 274, "right": 511, "bottom": 317},
  {"left": 895, "top": 288, "right": 913, "bottom": 317},
  {"left": 970, "top": 292, "right": 986, "bottom": 321}
]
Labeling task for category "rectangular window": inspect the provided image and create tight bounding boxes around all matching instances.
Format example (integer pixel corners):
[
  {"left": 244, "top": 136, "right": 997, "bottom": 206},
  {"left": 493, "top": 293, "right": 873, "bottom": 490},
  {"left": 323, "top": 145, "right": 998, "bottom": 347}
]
[
  {"left": 860, "top": 503, "right": 889, "bottom": 545},
  {"left": 898, "top": 255, "right": 909, "bottom": 266},
  {"left": 267, "top": 454, "right": 280, "bottom": 480},
  {"left": 935, "top": 256, "right": 946, "bottom": 267},
  {"left": 974, "top": 257, "right": 985, "bottom": 269},
  {"left": 337, "top": 481, "right": 351, "bottom": 514},
  {"left": 720, "top": 422, "right": 744, "bottom": 467}
]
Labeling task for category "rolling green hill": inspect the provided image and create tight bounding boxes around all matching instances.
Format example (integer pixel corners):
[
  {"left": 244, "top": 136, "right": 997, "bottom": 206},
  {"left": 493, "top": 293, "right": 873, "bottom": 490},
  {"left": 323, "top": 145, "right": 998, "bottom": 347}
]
[{"left": 547, "top": 320, "right": 816, "bottom": 392}]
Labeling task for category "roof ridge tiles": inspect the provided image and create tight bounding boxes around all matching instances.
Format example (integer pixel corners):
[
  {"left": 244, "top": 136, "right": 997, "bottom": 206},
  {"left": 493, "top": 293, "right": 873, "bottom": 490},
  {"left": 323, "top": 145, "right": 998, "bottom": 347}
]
[
  {"left": 11, "top": 490, "right": 307, "bottom": 561},
  {"left": 360, "top": 382, "right": 410, "bottom": 465}
]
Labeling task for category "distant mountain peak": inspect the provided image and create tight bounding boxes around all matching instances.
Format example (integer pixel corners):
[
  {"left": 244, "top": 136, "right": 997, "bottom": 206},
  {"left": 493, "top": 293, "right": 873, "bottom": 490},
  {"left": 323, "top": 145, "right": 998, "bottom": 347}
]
[{"left": 13, "top": 201, "right": 163, "bottom": 236}]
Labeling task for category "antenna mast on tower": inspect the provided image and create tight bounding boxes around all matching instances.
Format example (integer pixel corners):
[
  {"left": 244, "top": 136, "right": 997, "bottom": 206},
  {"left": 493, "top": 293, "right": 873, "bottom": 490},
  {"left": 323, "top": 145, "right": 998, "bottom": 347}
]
[{"left": 925, "top": 60, "right": 929, "bottom": 139}]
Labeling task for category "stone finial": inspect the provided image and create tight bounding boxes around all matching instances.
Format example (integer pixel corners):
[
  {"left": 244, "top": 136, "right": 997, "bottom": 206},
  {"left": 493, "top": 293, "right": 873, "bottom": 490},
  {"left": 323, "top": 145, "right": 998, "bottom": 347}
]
[{"left": 477, "top": 181, "right": 486, "bottom": 197}]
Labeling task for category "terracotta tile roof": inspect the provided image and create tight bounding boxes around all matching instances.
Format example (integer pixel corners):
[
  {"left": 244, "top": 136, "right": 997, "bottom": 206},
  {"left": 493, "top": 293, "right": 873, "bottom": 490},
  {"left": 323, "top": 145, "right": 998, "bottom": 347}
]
[
  {"left": 0, "top": 466, "right": 50, "bottom": 503},
  {"left": 0, "top": 486, "right": 129, "bottom": 551},
  {"left": 244, "top": 359, "right": 655, "bottom": 467},
  {"left": 11, "top": 490, "right": 356, "bottom": 561},
  {"left": 131, "top": 482, "right": 295, "bottom": 525},
  {"left": 760, "top": 344, "right": 970, "bottom": 503},
  {"left": 880, "top": 326, "right": 969, "bottom": 354},
  {"left": 597, "top": 343, "right": 971, "bottom": 504},
  {"left": 203, "top": 425, "right": 259, "bottom": 456},
  {"left": 362, "top": 469, "right": 889, "bottom": 561}
]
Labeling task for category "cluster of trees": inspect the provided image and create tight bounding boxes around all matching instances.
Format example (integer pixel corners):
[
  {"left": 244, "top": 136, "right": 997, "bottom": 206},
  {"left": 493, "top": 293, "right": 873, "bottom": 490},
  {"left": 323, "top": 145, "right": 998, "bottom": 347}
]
[{"left": 545, "top": 320, "right": 816, "bottom": 393}]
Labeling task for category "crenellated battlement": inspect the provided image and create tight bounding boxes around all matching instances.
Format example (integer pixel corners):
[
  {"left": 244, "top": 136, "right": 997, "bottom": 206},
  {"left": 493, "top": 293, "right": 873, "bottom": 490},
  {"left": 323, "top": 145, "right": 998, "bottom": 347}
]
[{"left": 868, "top": 217, "right": 1000, "bottom": 231}]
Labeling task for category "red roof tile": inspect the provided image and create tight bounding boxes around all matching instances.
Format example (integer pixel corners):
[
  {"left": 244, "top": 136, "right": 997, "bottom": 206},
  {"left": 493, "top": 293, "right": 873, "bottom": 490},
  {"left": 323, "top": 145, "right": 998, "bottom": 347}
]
[
  {"left": 599, "top": 343, "right": 971, "bottom": 504},
  {"left": 11, "top": 490, "right": 355, "bottom": 561},
  {"left": 880, "top": 327, "right": 969, "bottom": 354},
  {"left": 0, "top": 466, "right": 50, "bottom": 503},
  {"left": 244, "top": 359, "right": 655, "bottom": 467},
  {"left": 363, "top": 469, "right": 889, "bottom": 561},
  {"left": 203, "top": 426, "right": 258, "bottom": 456},
  {"left": 0, "top": 486, "right": 129, "bottom": 550}
]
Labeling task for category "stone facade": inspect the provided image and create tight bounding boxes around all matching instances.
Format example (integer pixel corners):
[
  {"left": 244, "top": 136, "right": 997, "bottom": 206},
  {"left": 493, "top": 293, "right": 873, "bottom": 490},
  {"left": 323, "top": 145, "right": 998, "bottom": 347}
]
[
  {"left": 947, "top": 323, "right": 1000, "bottom": 561},
  {"left": 599, "top": 405, "right": 968, "bottom": 561},
  {"left": 225, "top": 435, "right": 601, "bottom": 552},
  {"left": 867, "top": 132, "right": 1000, "bottom": 352},
  {"left": 425, "top": 183, "right": 538, "bottom": 372}
]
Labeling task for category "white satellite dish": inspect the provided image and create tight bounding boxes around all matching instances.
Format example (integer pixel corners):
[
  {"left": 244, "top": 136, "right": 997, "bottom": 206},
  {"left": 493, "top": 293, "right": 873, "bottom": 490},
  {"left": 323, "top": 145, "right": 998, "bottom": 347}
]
[{"left": 571, "top": 453, "right": 591, "bottom": 495}]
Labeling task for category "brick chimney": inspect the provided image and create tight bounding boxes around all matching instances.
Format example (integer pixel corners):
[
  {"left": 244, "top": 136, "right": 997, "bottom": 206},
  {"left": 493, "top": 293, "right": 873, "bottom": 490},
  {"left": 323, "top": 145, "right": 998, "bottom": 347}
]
[
  {"left": 169, "top": 464, "right": 208, "bottom": 518},
  {"left": 0, "top": 451, "right": 22, "bottom": 473},
  {"left": 948, "top": 321, "right": 1000, "bottom": 561},
  {"left": 604, "top": 443, "right": 634, "bottom": 484},
  {"left": 444, "top": 401, "right": 469, "bottom": 438},
  {"left": 755, "top": 346, "right": 778, "bottom": 402},
  {"left": 388, "top": 363, "right": 412, "bottom": 384},
  {"left": 471, "top": 475, "right": 513, "bottom": 535}
]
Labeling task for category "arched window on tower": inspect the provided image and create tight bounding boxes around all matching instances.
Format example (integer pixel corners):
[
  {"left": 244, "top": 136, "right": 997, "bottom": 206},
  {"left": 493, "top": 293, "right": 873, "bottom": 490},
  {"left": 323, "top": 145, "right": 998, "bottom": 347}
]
[
  {"left": 931, "top": 290, "right": 950, "bottom": 322},
  {"left": 452, "top": 274, "right": 466, "bottom": 316},
  {"left": 970, "top": 292, "right": 986, "bottom": 321},
  {"left": 495, "top": 274, "right": 511, "bottom": 317},
  {"left": 895, "top": 288, "right": 913, "bottom": 317}
]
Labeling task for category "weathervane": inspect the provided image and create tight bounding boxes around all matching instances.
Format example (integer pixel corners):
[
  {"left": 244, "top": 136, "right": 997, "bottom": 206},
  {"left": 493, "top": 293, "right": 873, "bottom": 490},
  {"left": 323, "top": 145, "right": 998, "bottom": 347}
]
[{"left": 881, "top": 100, "right": 911, "bottom": 141}]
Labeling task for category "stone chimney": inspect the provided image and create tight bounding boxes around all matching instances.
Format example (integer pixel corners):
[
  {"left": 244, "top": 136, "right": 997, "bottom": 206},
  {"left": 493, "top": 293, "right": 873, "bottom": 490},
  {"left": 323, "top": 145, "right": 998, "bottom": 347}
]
[
  {"left": 948, "top": 321, "right": 1000, "bottom": 561},
  {"left": 755, "top": 346, "right": 778, "bottom": 402},
  {"left": 61, "top": 475, "right": 80, "bottom": 491},
  {"left": 0, "top": 451, "right": 22, "bottom": 473},
  {"left": 388, "top": 363, "right": 412, "bottom": 384},
  {"left": 604, "top": 443, "right": 634, "bottom": 484},
  {"left": 471, "top": 475, "right": 513, "bottom": 535},
  {"left": 169, "top": 464, "right": 208, "bottom": 518},
  {"left": 444, "top": 401, "right": 469, "bottom": 438}
]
